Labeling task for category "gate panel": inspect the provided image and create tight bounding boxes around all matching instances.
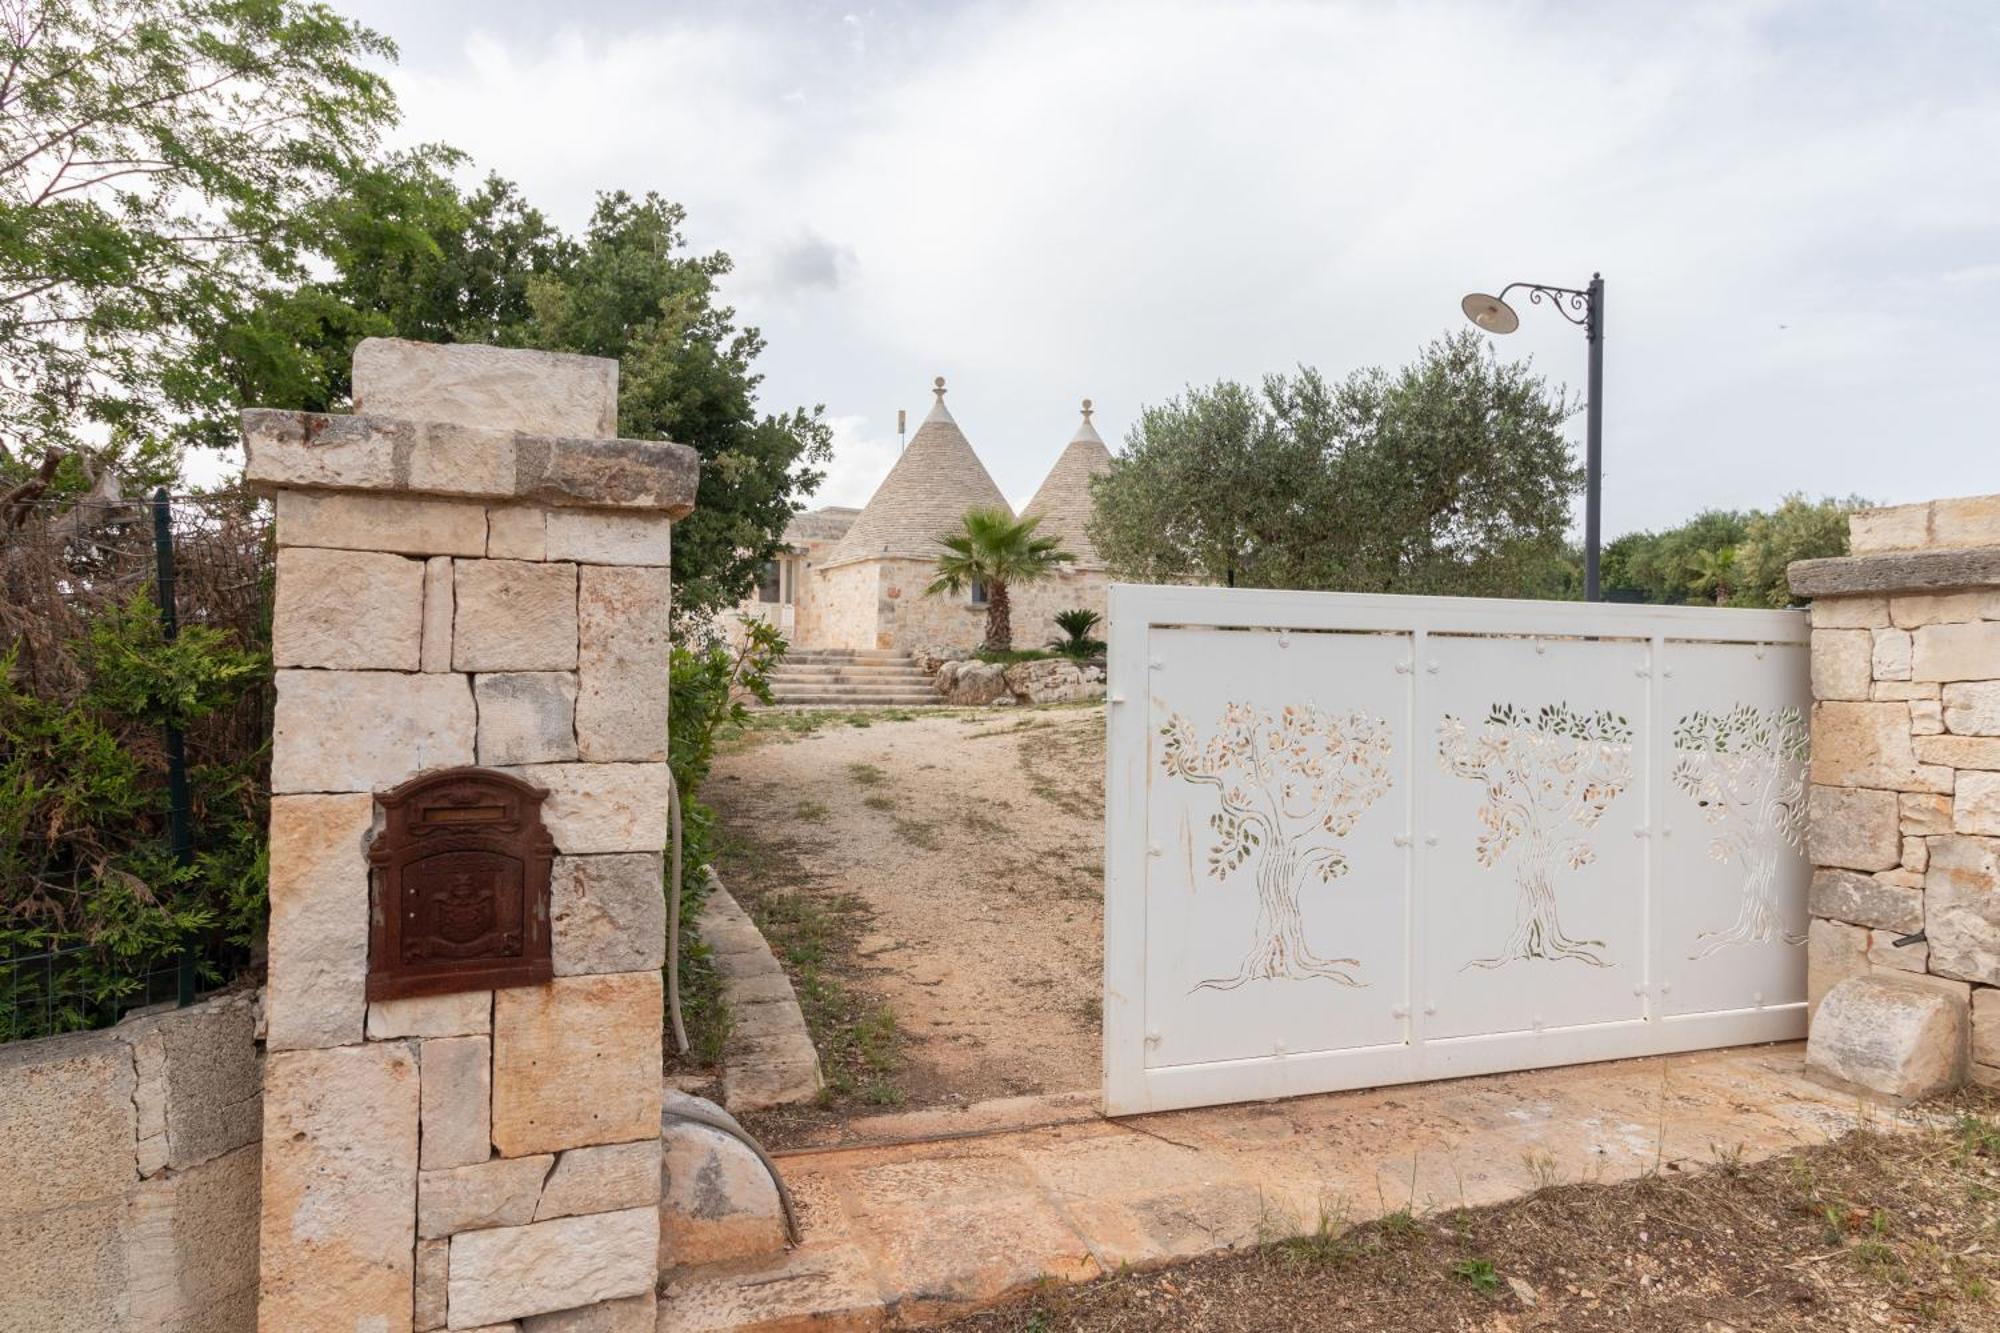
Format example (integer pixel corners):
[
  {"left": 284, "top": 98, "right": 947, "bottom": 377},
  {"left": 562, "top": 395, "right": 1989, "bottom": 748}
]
[{"left": 1104, "top": 586, "right": 1811, "bottom": 1117}]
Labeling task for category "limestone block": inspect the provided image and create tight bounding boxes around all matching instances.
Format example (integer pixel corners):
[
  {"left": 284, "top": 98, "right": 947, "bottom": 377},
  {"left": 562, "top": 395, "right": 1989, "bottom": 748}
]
[
  {"left": 660, "top": 1115, "right": 788, "bottom": 1267},
  {"left": 1914, "top": 622, "right": 2000, "bottom": 682},
  {"left": 575, "top": 566, "right": 671, "bottom": 761},
  {"left": 0, "top": 1028, "right": 136, "bottom": 1215},
  {"left": 489, "top": 506, "right": 547, "bottom": 560},
  {"left": 125, "top": 991, "right": 262, "bottom": 1171},
  {"left": 1976, "top": 988, "right": 2000, "bottom": 1068},
  {"left": 1946, "top": 682, "right": 2000, "bottom": 736},
  {"left": 1902, "top": 792, "right": 1955, "bottom": 836},
  {"left": 521, "top": 1293, "right": 656, "bottom": 1332},
  {"left": 423, "top": 1035, "right": 494, "bottom": 1170},
  {"left": 1928, "top": 835, "right": 2000, "bottom": 983},
  {"left": 1848, "top": 502, "right": 1931, "bottom": 554},
  {"left": 447, "top": 1206, "right": 658, "bottom": 1328},
  {"left": 535, "top": 1139, "right": 662, "bottom": 1221},
  {"left": 1807, "top": 868, "right": 1921, "bottom": 932},
  {"left": 370, "top": 992, "right": 493, "bottom": 1040},
  {"left": 1872, "top": 628, "right": 1913, "bottom": 681},
  {"left": 265, "top": 792, "right": 374, "bottom": 1048},
  {"left": 475, "top": 672, "right": 580, "bottom": 766},
  {"left": 1911, "top": 699, "right": 1945, "bottom": 734},
  {"left": 454, "top": 560, "right": 579, "bottom": 672},
  {"left": 1960, "top": 773, "right": 2000, "bottom": 835},
  {"left": 423, "top": 555, "right": 455, "bottom": 672},
  {"left": 1917, "top": 735, "right": 2000, "bottom": 770},
  {"left": 407, "top": 419, "right": 518, "bottom": 498},
  {"left": 419, "top": 1154, "right": 553, "bottom": 1238},
  {"left": 1874, "top": 867, "right": 1924, "bottom": 888},
  {"left": 275, "top": 489, "right": 488, "bottom": 557},
  {"left": 1810, "top": 629, "right": 1873, "bottom": 700},
  {"left": 545, "top": 510, "right": 673, "bottom": 565},
  {"left": 491, "top": 973, "right": 664, "bottom": 1157},
  {"left": 1810, "top": 701, "right": 1952, "bottom": 793},
  {"left": 1873, "top": 681, "right": 1941, "bottom": 700},
  {"left": 550, "top": 853, "right": 667, "bottom": 977},
  {"left": 1807, "top": 976, "right": 1966, "bottom": 1101},
  {"left": 245, "top": 406, "right": 403, "bottom": 490},
  {"left": 2, "top": 1192, "right": 127, "bottom": 1333},
  {"left": 523, "top": 436, "right": 699, "bottom": 517},
  {"left": 128, "top": 1139, "right": 262, "bottom": 1331},
  {"left": 1806, "top": 785, "right": 1901, "bottom": 871},
  {"left": 273, "top": 547, "right": 425, "bottom": 670},
  {"left": 1809, "top": 595, "right": 1889, "bottom": 629},
  {"left": 259, "top": 1043, "right": 419, "bottom": 1331},
  {"left": 353, "top": 337, "right": 618, "bottom": 438},
  {"left": 1868, "top": 929, "right": 1928, "bottom": 972},
  {"left": 1891, "top": 591, "right": 1989, "bottom": 627},
  {"left": 416, "top": 1237, "right": 450, "bottom": 1331},
  {"left": 1808, "top": 918, "right": 1869, "bottom": 1018},
  {"left": 1903, "top": 836, "right": 1930, "bottom": 873},
  {"left": 272, "top": 669, "right": 475, "bottom": 794},
  {"left": 502, "top": 763, "right": 671, "bottom": 854},
  {"left": 1931, "top": 493, "right": 2000, "bottom": 548}
]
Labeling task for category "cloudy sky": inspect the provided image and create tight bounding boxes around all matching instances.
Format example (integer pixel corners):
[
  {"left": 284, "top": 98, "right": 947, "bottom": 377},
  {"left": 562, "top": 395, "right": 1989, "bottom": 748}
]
[{"left": 338, "top": 0, "right": 1999, "bottom": 535}]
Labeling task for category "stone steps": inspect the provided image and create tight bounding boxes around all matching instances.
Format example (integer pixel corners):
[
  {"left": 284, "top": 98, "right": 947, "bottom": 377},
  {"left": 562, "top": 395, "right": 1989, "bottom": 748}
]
[
  {"left": 765, "top": 693, "right": 942, "bottom": 708},
  {"left": 763, "top": 649, "right": 944, "bottom": 708}
]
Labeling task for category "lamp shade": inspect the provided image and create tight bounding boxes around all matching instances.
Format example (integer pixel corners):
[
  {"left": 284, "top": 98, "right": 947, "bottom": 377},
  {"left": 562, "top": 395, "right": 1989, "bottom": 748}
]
[{"left": 1461, "top": 292, "right": 1520, "bottom": 335}]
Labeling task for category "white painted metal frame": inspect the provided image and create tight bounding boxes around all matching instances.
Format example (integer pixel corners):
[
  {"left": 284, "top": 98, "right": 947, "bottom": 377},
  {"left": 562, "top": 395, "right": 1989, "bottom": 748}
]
[{"left": 1103, "top": 583, "right": 1811, "bottom": 1117}]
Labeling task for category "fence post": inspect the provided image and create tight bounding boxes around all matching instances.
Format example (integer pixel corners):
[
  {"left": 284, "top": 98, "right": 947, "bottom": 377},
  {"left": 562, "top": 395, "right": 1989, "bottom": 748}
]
[{"left": 151, "top": 487, "right": 197, "bottom": 1006}]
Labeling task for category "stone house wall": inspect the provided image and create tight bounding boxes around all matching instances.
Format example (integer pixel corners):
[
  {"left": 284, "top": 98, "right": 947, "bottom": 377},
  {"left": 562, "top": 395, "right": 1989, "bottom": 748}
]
[
  {"left": 1009, "top": 566, "right": 1110, "bottom": 652},
  {"left": 1792, "top": 492, "right": 2000, "bottom": 1088},
  {"left": 0, "top": 991, "right": 262, "bottom": 1333}
]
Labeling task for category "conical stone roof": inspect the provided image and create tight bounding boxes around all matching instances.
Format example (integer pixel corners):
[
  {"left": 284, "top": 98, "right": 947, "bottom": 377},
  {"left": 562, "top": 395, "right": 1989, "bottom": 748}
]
[
  {"left": 1022, "top": 399, "right": 1113, "bottom": 568},
  {"left": 825, "top": 378, "right": 1012, "bottom": 565}
]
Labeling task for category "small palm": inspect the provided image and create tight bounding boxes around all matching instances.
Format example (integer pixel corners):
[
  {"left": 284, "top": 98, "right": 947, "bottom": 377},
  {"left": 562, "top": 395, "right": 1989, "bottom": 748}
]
[{"left": 927, "top": 506, "right": 1074, "bottom": 652}]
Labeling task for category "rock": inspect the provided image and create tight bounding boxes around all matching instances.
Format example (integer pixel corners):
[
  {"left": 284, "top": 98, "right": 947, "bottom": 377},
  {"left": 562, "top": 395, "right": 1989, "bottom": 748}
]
[
  {"left": 940, "top": 660, "right": 1010, "bottom": 705},
  {"left": 520, "top": 1293, "right": 657, "bottom": 1332},
  {"left": 1944, "top": 681, "right": 2000, "bottom": 737},
  {"left": 492, "top": 972, "right": 663, "bottom": 1157},
  {"left": 1807, "top": 976, "right": 1967, "bottom": 1101},
  {"left": 369, "top": 992, "right": 493, "bottom": 1040},
  {"left": 1808, "top": 868, "right": 1921, "bottom": 932},
  {"left": 1928, "top": 835, "right": 2000, "bottom": 983},
  {"left": 489, "top": 505, "right": 548, "bottom": 560},
  {"left": 911, "top": 643, "right": 972, "bottom": 676},
  {"left": 1912, "top": 699, "right": 1945, "bottom": 734},
  {"left": 259, "top": 1043, "right": 419, "bottom": 1330},
  {"left": 271, "top": 669, "right": 475, "bottom": 794},
  {"left": 1871, "top": 628, "right": 1913, "bottom": 681},
  {"left": 502, "top": 763, "right": 672, "bottom": 854},
  {"left": 1891, "top": 591, "right": 1990, "bottom": 627},
  {"left": 1959, "top": 773, "right": 2000, "bottom": 835},
  {"left": 476, "top": 672, "right": 581, "bottom": 766},
  {"left": 575, "top": 566, "right": 672, "bottom": 761},
  {"left": 419, "top": 1154, "right": 552, "bottom": 1237},
  {"left": 264, "top": 792, "right": 374, "bottom": 1048},
  {"left": 546, "top": 510, "right": 674, "bottom": 565},
  {"left": 550, "top": 853, "right": 667, "bottom": 977},
  {"left": 123, "top": 991, "right": 261, "bottom": 1171},
  {"left": 447, "top": 1206, "right": 658, "bottom": 1327},
  {"left": 274, "top": 488, "right": 488, "bottom": 557},
  {"left": 1810, "top": 629, "right": 1873, "bottom": 701},
  {"left": 454, "top": 559, "right": 579, "bottom": 672},
  {"left": 1931, "top": 494, "right": 2000, "bottom": 548},
  {"left": 272, "top": 546, "right": 425, "bottom": 670},
  {"left": 0, "top": 1028, "right": 136, "bottom": 1215},
  {"left": 1902, "top": 792, "right": 1955, "bottom": 837},
  {"left": 1810, "top": 701, "right": 1952, "bottom": 793},
  {"left": 659, "top": 1109, "right": 789, "bottom": 1268},
  {"left": 1903, "top": 836, "right": 1930, "bottom": 873},
  {"left": 1868, "top": 928, "right": 1928, "bottom": 972},
  {"left": 1001, "top": 657, "right": 1106, "bottom": 705},
  {"left": 1914, "top": 622, "right": 2000, "bottom": 683},
  {"left": 1806, "top": 785, "right": 1902, "bottom": 872},
  {"left": 1807, "top": 918, "right": 1869, "bottom": 1017},
  {"left": 1848, "top": 503, "right": 1932, "bottom": 554},
  {"left": 1809, "top": 596, "right": 1889, "bottom": 629},
  {"left": 353, "top": 337, "right": 619, "bottom": 438},
  {"left": 423, "top": 555, "right": 454, "bottom": 671},
  {"left": 415, "top": 1237, "right": 449, "bottom": 1330},
  {"left": 1975, "top": 989, "right": 2000, "bottom": 1069},
  {"left": 1917, "top": 735, "right": 2000, "bottom": 770},
  {"left": 1873, "top": 680, "right": 1941, "bottom": 700},
  {"left": 244, "top": 407, "right": 402, "bottom": 491},
  {"left": 536, "top": 1140, "right": 662, "bottom": 1221},
  {"left": 421, "top": 1035, "right": 493, "bottom": 1170}
]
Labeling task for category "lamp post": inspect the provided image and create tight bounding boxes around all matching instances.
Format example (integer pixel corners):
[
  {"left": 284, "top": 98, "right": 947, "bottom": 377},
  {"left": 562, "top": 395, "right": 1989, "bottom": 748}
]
[{"left": 1460, "top": 273, "right": 1605, "bottom": 601}]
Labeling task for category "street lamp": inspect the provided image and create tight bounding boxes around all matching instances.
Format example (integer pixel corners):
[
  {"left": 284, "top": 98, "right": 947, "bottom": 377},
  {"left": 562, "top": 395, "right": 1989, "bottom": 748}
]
[{"left": 1460, "top": 273, "right": 1605, "bottom": 601}]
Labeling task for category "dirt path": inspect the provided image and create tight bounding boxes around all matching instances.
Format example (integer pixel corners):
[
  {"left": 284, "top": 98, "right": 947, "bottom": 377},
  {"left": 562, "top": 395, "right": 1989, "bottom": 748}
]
[{"left": 707, "top": 704, "right": 1106, "bottom": 1129}]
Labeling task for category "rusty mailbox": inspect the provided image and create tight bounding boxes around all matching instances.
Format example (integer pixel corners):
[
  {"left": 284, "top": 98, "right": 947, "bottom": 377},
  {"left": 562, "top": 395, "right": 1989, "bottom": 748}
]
[{"left": 367, "top": 767, "right": 555, "bottom": 1001}]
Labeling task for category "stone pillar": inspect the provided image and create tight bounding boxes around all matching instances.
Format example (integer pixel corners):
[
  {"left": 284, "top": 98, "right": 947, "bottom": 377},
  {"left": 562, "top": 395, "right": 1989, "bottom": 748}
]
[
  {"left": 250, "top": 338, "right": 696, "bottom": 1332},
  {"left": 1790, "top": 492, "right": 2000, "bottom": 1099}
]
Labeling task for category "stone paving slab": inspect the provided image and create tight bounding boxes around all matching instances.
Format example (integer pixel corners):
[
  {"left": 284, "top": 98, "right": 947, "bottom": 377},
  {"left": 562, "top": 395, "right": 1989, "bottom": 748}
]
[
  {"left": 699, "top": 871, "right": 822, "bottom": 1113},
  {"left": 660, "top": 1043, "right": 1902, "bottom": 1331}
]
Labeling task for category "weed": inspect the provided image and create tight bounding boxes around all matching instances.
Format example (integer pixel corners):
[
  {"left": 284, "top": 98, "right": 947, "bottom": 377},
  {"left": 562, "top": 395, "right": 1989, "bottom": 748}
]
[
  {"left": 1521, "top": 1147, "right": 1562, "bottom": 1190},
  {"left": 846, "top": 761, "right": 887, "bottom": 787},
  {"left": 892, "top": 816, "right": 942, "bottom": 850},
  {"left": 862, "top": 794, "right": 894, "bottom": 812},
  {"left": 1711, "top": 1141, "right": 1747, "bottom": 1176},
  {"left": 794, "top": 799, "right": 830, "bottom": 824},
  {"left": 1271, "top": 1199, "right": 1357, "bottom": 1268},
  {"left": 1450, "top": 1258, "right": 1500, "bottom": 1294}
]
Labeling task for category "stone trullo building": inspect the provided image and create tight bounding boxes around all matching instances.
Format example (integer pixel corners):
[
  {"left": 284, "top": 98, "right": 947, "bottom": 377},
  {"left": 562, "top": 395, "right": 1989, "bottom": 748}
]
[{"left": 738, "top": 379, "right": 1113, "bottom": 653}]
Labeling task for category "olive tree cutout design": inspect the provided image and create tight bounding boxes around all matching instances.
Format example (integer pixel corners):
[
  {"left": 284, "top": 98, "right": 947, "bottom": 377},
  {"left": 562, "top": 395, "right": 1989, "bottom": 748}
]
[
  {"left": 1672, "top": 705, "right": 1809, "bottom": 958},
  {"left": 1161, "top": 703, "right": 1394, "bottom": 990},
  {"left": 1437, "top": 703, "right": 1634, "bottom": 970}
]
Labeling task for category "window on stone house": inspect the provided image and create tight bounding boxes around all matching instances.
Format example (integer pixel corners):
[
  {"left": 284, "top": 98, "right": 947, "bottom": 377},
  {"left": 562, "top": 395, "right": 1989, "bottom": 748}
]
[
  {"left": 968, "top": 577, "right": 988, "bottom": 606},
  {"left": 756, "top": 560, "right": 782, "bottom": 603}
]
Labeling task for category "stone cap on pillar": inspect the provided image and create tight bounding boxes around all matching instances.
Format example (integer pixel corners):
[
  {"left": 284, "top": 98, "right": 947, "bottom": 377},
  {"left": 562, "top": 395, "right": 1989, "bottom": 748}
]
[
  {"left": 1790, "top": 492, "right": 2000, "bottom": 600},
  {"left": 353, "top": 338, "right": 619, "bottom": 438}
]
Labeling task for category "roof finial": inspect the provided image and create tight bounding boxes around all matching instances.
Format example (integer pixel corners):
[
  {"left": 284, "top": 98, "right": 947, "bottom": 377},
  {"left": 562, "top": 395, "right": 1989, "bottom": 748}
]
[
  {"left": 933, "top": 375, "right": 947, "bottom": 402},
  {"left": 1080, "top": 397, "right": 1093, "bottom": 423}
]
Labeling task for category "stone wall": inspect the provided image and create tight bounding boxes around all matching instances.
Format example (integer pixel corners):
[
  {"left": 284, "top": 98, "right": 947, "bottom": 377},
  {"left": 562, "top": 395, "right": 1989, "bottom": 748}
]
[
  {"left": 248, "top": 339, "right": 696, "bottom": 1332},
  {"left": 0, "top": 992, "right": 262, "bottom": 1333},
  {"left": 1791, "top": 492, "right": 2000, "bottom": 1095},
  {"left": 1008, "top": 565, "right": 1110, "bottom": 653}
]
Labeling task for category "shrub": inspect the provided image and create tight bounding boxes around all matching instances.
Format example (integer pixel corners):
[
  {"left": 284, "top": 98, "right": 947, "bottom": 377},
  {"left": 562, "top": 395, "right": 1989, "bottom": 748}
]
[{"left": 1049, "top": 608, "right": 1107, "bottom": 659}]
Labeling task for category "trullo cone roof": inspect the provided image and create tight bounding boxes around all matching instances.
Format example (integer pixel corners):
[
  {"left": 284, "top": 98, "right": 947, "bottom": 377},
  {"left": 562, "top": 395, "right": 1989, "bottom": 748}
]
[
  {"left": 825, "top": 379, "right": 1012, "bottom": 565},
  {"left": 1021, "top": 401, "right": 1113, "bottom": 568}
]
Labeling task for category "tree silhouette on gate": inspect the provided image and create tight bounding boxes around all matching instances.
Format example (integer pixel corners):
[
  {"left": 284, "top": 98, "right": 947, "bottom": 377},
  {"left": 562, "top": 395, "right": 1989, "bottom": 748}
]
[
  {"left": 1437, "top": 703, "right": 1634, "bottom": 969},
  {"left": 1671, "top": 705, "right": 1809, "bottom": 958},
  {"left": 1161, "top": 703, "right": 1394, "bottom": 991}
]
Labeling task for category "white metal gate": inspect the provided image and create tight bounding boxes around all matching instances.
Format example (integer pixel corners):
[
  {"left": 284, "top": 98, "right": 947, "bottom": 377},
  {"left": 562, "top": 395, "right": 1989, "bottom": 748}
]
[{"left": 1103, "top": 585, "right": 1811, "bottom": 1116}]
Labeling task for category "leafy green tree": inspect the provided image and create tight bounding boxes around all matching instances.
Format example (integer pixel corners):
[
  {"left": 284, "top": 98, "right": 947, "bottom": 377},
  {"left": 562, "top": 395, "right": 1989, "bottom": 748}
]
[
  {"left": 926, "top": 507, "right": 1074, "bottom": 652},
  {"left": 0, "top": 0, "right": 396, "bottom": 492},
  {"left": 1729, "top": 493, "right": 1865, "bottom": 608},
  {"left": 1088, "top": 331, "right": 1580, "bottom": 596},
  {"left": 1687, "top": 546, "right": 1739, "bottom": 606},
  {"left": 1604, "top": 494, "right": 1864, "bottom": 609}
]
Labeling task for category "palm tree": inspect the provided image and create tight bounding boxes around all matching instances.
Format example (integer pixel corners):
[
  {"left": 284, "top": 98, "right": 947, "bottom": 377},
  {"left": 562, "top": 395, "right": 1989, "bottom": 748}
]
[
  {"left": 926, "top": 507, "right": 1074, "bottom": 651},
  {"left": 1687, "top": 546, "right": 1738, "bottom": 605}
]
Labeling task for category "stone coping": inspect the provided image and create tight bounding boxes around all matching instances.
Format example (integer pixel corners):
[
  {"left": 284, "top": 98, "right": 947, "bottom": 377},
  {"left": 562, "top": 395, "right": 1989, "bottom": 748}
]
[
  {"left": 1788, "top": 545, "right": 2000, "bottom": 598},
  {"left": 242, "top": 407, "right": 699, "bottom": 515},
  {"left": 697, "top": 869, "right": 824, "bottom": 1112}
]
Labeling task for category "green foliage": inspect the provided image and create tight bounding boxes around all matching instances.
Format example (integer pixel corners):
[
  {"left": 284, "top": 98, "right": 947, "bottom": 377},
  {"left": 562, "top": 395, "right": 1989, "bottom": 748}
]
[
  {"left": 1450, "top": 1258, "right": 1501, "bottom": 1294},
  {"left": 1049, "top": 608, "right": 1106, "bottom": 659},
  {"left": 1088, "top": 331, "right": 1579, "bottom": 597},
  {"left": 927, "top": 506, "right": 1075, "bottom": 652},
  {"left": 1604, "top": 494, "right": 1866, "bottom": 608},
  {"left": 0, "top": 0, "right": 397, "bottom": 488}
]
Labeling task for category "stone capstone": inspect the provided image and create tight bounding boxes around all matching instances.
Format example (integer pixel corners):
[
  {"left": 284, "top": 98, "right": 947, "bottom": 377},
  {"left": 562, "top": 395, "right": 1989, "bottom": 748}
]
[
  {"left": 1927, "top": 835, "right": 2000, "bottom": 984},
  {"left": 550, "top": 853, "right": 667, "bottom": 977},
  {"left": 475, "top": 672, "right": 580, "bottom": 766},
  {"left": 1807, "top": 975, "right": 1967, "bottom": 1101},
  {"left": 271, "top": 669, "right": 475, "bottom": 794},
  {"left": 353, "top": 337, "right": 619, "bottom": 438},
  {"left": 447, "top": 1206, "right": 658, "bottom": 1328},
  {"left": 271, "top": 546, "right": 424, "bottom": 671},
  {"left": 491, "top": 972, "right": 664, "bottom": 1157},
  {"left": 454, "top": 559, "right": 580, "bottom": 673}
]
